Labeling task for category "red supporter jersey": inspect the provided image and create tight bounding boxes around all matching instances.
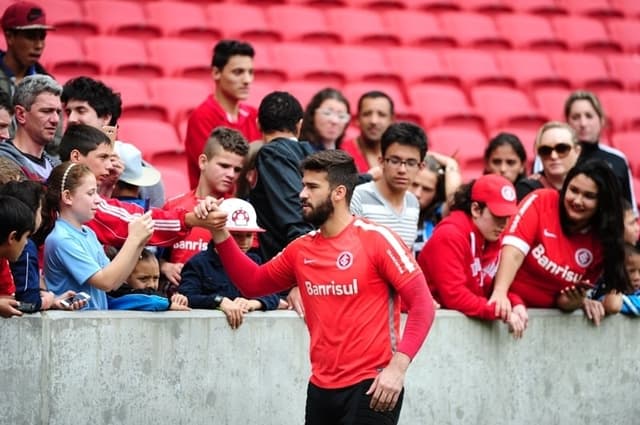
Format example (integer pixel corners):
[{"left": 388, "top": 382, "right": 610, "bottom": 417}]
[
  {"left": 184, "top": 95, "right": 262, "bottom": 189},
  {"left": 340, "top": 138, "right": 370, "bottom": 174},
  {"left": 163, "top": 190, "right": 210, "bottom": 264},
  {"left": 265, "top": 217, "right": 422, "bottom": 389},
  {"left": 503, "top": 189, "right": 603, "bottom": 307},
  {"left": 0, "top": 259, "right": 15, "bottom": 296}
]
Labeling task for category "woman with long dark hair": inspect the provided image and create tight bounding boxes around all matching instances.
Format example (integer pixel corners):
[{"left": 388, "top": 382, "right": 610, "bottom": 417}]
[{"left": 300, "top": 88, "right": 351, "bottom": 151}]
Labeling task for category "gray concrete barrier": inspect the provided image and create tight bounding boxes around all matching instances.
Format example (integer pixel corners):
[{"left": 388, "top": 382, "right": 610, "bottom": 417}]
[{"left": 1, "top": 309, "right": 638, "bottom": 425}]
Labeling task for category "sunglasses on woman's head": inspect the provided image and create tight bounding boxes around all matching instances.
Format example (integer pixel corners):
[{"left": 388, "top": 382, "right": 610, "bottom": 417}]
[{"left": 537, "top": 143, "right": 572, "bottom": 158}]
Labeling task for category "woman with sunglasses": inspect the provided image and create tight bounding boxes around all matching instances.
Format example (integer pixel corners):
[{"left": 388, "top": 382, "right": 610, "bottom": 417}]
[
  {"left": 489, "top": 159, "right": 630, "bottom": 332},
  {"left": 516, "top": 122, "right": 581, "bottom": 201},
  {"left": 300, "top": 88, "right": 351, "bottom": 151}
]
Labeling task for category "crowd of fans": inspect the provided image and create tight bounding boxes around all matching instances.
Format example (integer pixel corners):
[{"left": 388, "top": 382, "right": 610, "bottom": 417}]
[{"left": 1, "top": 0, "right": 639, "bottom": 339}]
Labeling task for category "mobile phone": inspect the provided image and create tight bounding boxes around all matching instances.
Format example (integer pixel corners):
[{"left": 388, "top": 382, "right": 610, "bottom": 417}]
[
  {"left": 60, "top": 292, "right": 91, "bottom": 308},
  {"left": 15, "top": 302, "right": 37, "bottom": 313}
]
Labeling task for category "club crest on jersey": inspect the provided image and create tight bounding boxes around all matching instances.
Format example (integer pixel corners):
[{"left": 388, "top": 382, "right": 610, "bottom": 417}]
[
  {"left": 574, "top": 248, "right": 593, "bottom": 268},
  {"left": 336, "top": 251, "right": 353, "bottom": 270}
]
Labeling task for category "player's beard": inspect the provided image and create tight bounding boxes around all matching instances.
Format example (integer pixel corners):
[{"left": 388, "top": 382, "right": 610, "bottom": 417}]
[{"left": 303, "top": 194, "right": 334, "bottom": 227}]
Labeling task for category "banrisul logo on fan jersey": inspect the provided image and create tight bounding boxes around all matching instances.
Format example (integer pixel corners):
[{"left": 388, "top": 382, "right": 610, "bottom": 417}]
[{"left": 531, "top": 243, "right": 588, "bottom": 283}]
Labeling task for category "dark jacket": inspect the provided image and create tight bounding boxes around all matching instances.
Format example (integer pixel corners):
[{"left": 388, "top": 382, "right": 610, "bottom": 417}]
[
  {"left": 108, "top": 286, "right": 171, "bottom": 311},
  {"left": 178, "top": 242, "right": 281, "bottom": 310},
  {"left": 0, "top": 139, "right": 60, "bottom": 181},
  {"left": 11, "top": 239, "right": 41, "bottom": 310}
]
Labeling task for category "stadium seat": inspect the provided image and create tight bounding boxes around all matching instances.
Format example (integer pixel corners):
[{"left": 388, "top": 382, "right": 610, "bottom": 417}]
[
  {"left": 550, "top": 52, "right": 623, "bottom": 90},
  {"left": 117, "top": 118, "right": 183, "bottom": 163},
  {"left": 382, "top": 10, "right": 456, "bottom": 48},
  {"left": 280, "top": 81, "right": 331, "bottom": 109},
  {"left": 147, "top": 78, "right": 210, "bottom": 125},
  {"left": 83, "top": 0, "right": 162, "bottom": 39},
  {"left": 611, "top": 132, "right": 640, "bottom": 176},
  {"left": 385, "top": 47, "right": 459, "bottom": 86},
  {"left": 154, "top": 160, "right": 190, "bottom": 200},
  {"left": 342, "top": 81, "right": 420, "bottom": 124},
  {"left": 206, "top": 4, "right": 282, "bottom": 43},
  {"left": 439, "top": 11, "right": 511, "bottom": 49},
  {"left": 502, "top": 0, "right": 568, "bottom": 15},
  {"left": 97, "top": 75, "right": 168, "bottom": 122},
  {"left": 245, "top": 81, "right": 277, "bottom": 110},
  {"left": 270, "top": 43, "right": 345, "bottom": 86},
  {"left": 597, "top": 91, "right": 640, "bottom": 132},
  {"left": 561, "top": 0, "right": 624, "bottom": 18},
  {"left": 495, "top": 14, "right": 568, "bottom": 51},
  {"left": 40, "top": 35, "right": 100, "bottom": 78},
  {"left": 344, "top": 0, "right": 406, "bottom": 8},
  {"left": 408, "top": 83, "right": 484, "bottom": 130},
  {"left": 426, "top": 126, "right": 488, "bottom": 180},
  {"left": 442, "top": 49, "right": 515, "bottom": 90},
  {"left": 265, "top": 5, "right": 341, "bottom": 44},
  {"left": 399, "top": 0, "right": 461, "bottom": 11},
  {"left": 551, "top": 16, "right": 622, "bottom": 53},
  {"left": 325, "top": 8, "right": 401, "bottom": 46},
  {"left": 243, "top": 42, "right": 287, "bottom": 84},
  {"left": 606, "top": 20, "right": 640, "bottom": 53},
  {"left": 84, "top": 36, "right": 162, "bottom": 78},
  {"left": 145, "top": 2, "right": 221, "bottom": 41},
  {"left": 470, "top": 86, "right": 548, "bottom": 131},
  {"left": 531, "top": 87, "right": 571, "bottom": 121},
  {"left": 458, "top": 0, "right": 514, "bottom": 14},
  {"left": 606, "top": 55, "right": 640, "bottom": 90},
  {"left": 327, "top": 45, "right": 399, "bottom": 84},
  {"left": 610, "top": 0, "right": 640, "bottom": 18},
  {"left": 46, "top": 0, "right": 98, "bottom": 37},
  {"left": 495, "top": 51, "right": 570, "bottom": 90},
  {"left": 146, "top": 38, "right": 211, "bottom": 79}
]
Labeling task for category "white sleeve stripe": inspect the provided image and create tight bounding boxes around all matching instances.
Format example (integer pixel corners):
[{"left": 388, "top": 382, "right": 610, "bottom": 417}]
[
  {"left": 353, "top": 218, "right": 416, "bottom": 273},
  {"left": 502, "top": 235, "right": 530, "bottom": 255},
  {"left": 622, "top": 295, "right": 639, "bottom": 315},
  {"left": 97, "top": 199, "right": 182, "bottom": 231}
]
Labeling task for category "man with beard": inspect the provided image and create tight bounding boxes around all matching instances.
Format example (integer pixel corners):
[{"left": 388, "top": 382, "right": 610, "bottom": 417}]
[
  {"left": 204, "top": 149, "right": 435, "bottom": 425},
  {"left": 340, "top": 91, "right": 395, "bottom": 174},
  {"left": 350, "top": 122, "right": 427, "bottom": 248}
]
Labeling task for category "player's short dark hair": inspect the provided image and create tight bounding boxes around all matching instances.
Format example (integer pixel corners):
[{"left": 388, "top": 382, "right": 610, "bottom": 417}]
[
  {"left": 211, "top": 39, "right": 255, "bottom": 69},
  {"left": 300, "top": 150, "right": 358, "bottom": 203},
  {"left": 258, "top": 91, "right": 303, "bottom": 135},
  {"left": 61, "top": 77, "right": 122, "bottom": 126},
  {"left": 380, "top": 122, "right": 428, "bottom": 161}
]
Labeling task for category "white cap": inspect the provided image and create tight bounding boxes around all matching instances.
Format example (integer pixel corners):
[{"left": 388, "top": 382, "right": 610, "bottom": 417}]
[
  {"left": 219, "top": 198, "right": 265, "bottom": 233},
  {"left": 114, "top": 141, "right": 161, "bottom": 187}
]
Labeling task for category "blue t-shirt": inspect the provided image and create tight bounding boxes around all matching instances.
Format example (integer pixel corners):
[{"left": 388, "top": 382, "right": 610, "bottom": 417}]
[{"left": 44, "top": 218, "right": 110, "bottom": 310}]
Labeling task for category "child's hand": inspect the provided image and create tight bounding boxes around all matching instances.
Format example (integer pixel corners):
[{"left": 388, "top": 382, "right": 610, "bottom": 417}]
[
  {"left": 169, "top": 294, "right": 190, "bottom": 311},
  {"left": 220, "top": 297, "right": 244, "bottom": 329},
  {"left": 129, "top": 211, "right": 154, "bottom": 245},
  {"left": 0, "top": 297, "right": 22, "bottom": 318}
]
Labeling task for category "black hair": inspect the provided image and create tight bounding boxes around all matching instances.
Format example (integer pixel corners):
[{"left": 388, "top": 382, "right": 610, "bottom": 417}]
[
  {"left": 0, "top": 90, "right": 13, "bottom": 114},
  {"left": 61, "top": 77, "right": 122, "bottom": 126},
  {"left": 300, "top": 87, "right": 350, "bottom": 149},
  {"left": 258, "top": 91, "right": 304, "bottom": 135},
  {"left": 484, "top": 132, "right": 527, "bottom": 182},
  {"left": 380, "top": 122, "right": 428, "bottom": 161},
  {"left": 300, "top": 150, "right": 358, "bottom": 204},
  {"left": 0, "top": 195, "right": 34, "bottom": 244},
  {"left": 357, "top": 90, "right": 395, "bottom": 116},
  {"left": 450, "top": 180, "right": 486, "bottom": 215},
  {"left": 559, "top": 159, "right": 630, "bottom": 293},
  {"left": 418, "top": 155, "right": 447, "bottom": 222},
  {"left": 0, "top": 180, "right": 46, "bottom": 244},
  {"left": 211, "top": 39, "right": 255, "bottom": 69},
  {"left": 59, "top": 124, "right": 112, "bottom": 161}
]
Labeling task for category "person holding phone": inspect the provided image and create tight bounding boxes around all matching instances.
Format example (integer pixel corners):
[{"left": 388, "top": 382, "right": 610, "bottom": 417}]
[{"left": 489, "top": 159, "right": 630, "bottom": 328}]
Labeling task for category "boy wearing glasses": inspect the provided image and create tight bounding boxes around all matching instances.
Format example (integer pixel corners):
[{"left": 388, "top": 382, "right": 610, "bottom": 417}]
[{"left": 350, "top": 122, "right": 427, "bottom": 247}]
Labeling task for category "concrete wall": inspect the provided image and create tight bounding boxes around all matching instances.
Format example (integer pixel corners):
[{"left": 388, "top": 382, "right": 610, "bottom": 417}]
[{"left": 1, "top": 309, "right": 638, "bottom": 425}]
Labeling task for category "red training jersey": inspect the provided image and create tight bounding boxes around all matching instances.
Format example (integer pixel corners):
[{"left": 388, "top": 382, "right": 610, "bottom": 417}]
[
  {"left": 163, "top": 190, "right": 210, "bottom": 264},
  {"left": 184, "top": 95, "right": 261, "bottom": 189},
  {"left": 502, "top": 189, "right": 603, "bottom": 307}
]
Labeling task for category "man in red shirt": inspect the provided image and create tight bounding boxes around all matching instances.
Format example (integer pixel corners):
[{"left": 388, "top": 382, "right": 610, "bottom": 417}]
[
  {"left": 185, "top": 40, "right": 261, "bottom": 189},
  {"left": 205, "top": 150, "right": 435, "bottom": 424}
]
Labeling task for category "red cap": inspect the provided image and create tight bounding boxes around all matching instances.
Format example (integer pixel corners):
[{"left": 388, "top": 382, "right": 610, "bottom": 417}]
[
  {"left": 1, "top": 1, "right": 53, "bottom": 31},
  {"left": 471, "top": 174, "right": 518, "bottom": 217}
]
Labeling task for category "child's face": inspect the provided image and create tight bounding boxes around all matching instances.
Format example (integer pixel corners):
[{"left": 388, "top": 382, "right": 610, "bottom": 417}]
[
  {"left": 6, "top": 230, "right": 30, "bottom": 262},
  {"left": 624, "top": 210, "right": 640, "bottom": 245},
  {"left": 67, "top": 174, "right": 100, "bottom": 225},
  {"left": 231, "top": 231, "right": 254, "bottom": 253},
  {"left": 126, "top": 258, "right": 160, "bottom": 291},
  {"left": 625, "top": 253, "right": 640, "bottom": 291}
]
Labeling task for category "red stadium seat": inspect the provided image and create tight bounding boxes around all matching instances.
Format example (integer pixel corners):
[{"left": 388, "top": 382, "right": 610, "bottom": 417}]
[
  {"left": 145, "top": 2, "right": 221, "bottom": 41},
  {"left": 327, "top": 45, "right": 399, "bottom": 84},
  {"left": 342, "top": 81, "right": 420, "bottom": 124},
  {"left": 46, "top": 0, "right": 98, "bottom": 37},
  {"left": 471, "top": 86, "right": 548, "bottom": 131},
  {"left": 382, "top": 10, "right": 456, "bottom": 48},
  {"left": 606, "top": 20, "right": 640, "bottom": 53},
  {"left": 146, "top": 38, "right": 211, "bottom": 79},
  {"left": 597, "top": 91, "right": 640, "bottom": 132},
  {"left": 40, "top": 35, "right": 100, "bottom": 78},
  {"left": 147, "top": 78, "right": 211, "bottom": 125},
  {"left": 458, "top": 0, "right": 514, "bottom": 14},
  {"left": 325, "top": 8, "right": 401, "bottom": 46},
  {"left": 242, "top": 42, "right": 287, "bottom": 85},
  {"left": 606, "top": 55, "right": 640, "bottom": 90},
  {"left": 400, "top": 0, "right": 461, "bottom": 11},
  {"left": 408, "top": 83, "right": 484, "bottom": 130},
  {"left": 561, "top": 0, "right": 624, "bottom": 18},
  {"left": 550, "top": 52, "right": 623, "bottom": 90},
  {"left": 495, "top": 51, "right": 570, "bottom": 90},
  {"left": 385, "top": 47, "right": 459, "bottom": 86},
  {"left": 345, "top": 0, "right": 406, "bottom": 8},
  {"left": 206, "top": 4, "right": 282, "bottom": 43},
  {"left": 83, "top": 0, "right": 162, "bottom": 39},
  {"left": 502, "top": 0, "right": 568, "bottom": 15},
  {"left": 97, "top": 75, "right": 168, "bottom": 122},
  {"left": 265, "top": 5, "right": 341, "bottom": 44},
  {"left": 610, "top": 0, "right": 640, "bottom": 18},
  {"left": 531, "top": 87, "right": 571, "bottom": 121},
  {"left": 611, "top": 132, "right": 640, "bottom": 176},
  {"left": 280, "top": 81, "right": 331, "bottom": 109},
  {"left": 245, "top": 81, "right": 277, "bottom": 110},
  {"left": 442, "top": 49, "right": 515, "bottom": 90},
  {"left": 495, "top": 14, "right": 568, "bottom": 51},
  {"left": 154, "top": 160, "right": 190, "bottom": 200},
  {"left": 270, "top": 43, "right": 345, "bottom": 86},
  {"left": 439, "top": 11, "right": 511, "bottom": 49},
  {"left": 84, "top": 36, "right": 162, "bottom": 78},
  {"left": 117, "top": 118, "right": 182, "bottom": 163},
  {"left": 551, "top": 16, "right": 622, "bottom": 53},
  {"left": 427, "top": 126, "right": 488, "bottom": 180}
]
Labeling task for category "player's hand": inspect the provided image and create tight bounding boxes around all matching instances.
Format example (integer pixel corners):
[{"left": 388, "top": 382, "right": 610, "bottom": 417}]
[
  {"left": 366, "top": 353, "right": 409, "bottom": 412},
  {"left": 193, "top": 196, "right": 222, "bottom": 219}
]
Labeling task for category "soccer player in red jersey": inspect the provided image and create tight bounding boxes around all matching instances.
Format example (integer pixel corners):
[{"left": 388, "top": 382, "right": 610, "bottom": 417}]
[
  {"left": 489, "top": 159, "right": 631, "bottom": 329},
  {"left": 204, "top": 149, "right": 435, "bottom": 425}
]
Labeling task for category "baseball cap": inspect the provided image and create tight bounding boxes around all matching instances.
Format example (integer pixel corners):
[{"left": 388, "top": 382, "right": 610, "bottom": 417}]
[
  {"left": 219, "top": 198, "right": 265, "bottom": 233},
  {"left": 471, "top": 174, "right": 518, "bottom": 217},
  {"left": 114, "top": 141, "right": 161, "bottom": 188},
  {"left": 1, "top": 1, "right": 54, "bottom": 31}
]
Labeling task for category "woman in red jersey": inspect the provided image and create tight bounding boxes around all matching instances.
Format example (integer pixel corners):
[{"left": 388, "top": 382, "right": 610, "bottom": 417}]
[{"left": 489, "top": 159, "right": 630, "bottom": 328}]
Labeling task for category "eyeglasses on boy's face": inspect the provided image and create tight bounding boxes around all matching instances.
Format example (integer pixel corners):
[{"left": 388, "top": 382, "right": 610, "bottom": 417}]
[
  {"left": 537, "top": 143, "right": 573, "bottom": 159},
  {"left": 384, "top": 157, "right": 421, "bottom": 169}
]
